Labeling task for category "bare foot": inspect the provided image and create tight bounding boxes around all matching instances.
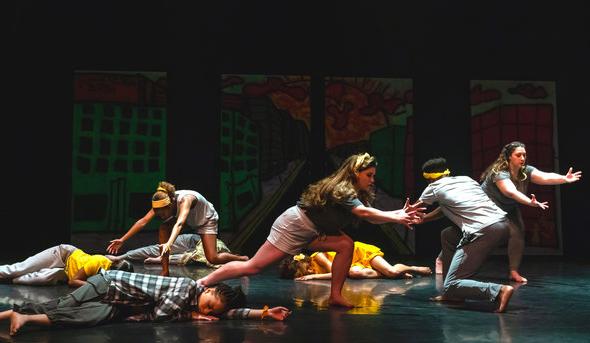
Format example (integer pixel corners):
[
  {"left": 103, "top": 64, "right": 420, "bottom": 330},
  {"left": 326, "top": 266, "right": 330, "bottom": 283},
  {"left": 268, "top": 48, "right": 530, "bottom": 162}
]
[
  {"left": 9, "top": 312, "right": 27, "bottom": 336},
  {"left": 144, "top": 257, "right": 162, "bottom": 264},
  {"left": 328, "top": 296, "right": 354, "bottom": 308},
  {"left": 494, "top": 285, "right": 514, "bottom": 313},
  {"left": 435, "top": 257, "right": 443, "bottom": 275},
  {"left": 510, "top": 270, "right": 527, "bottom": 283},
  {"left": 413, "top": 266, "right": 433, "bottom": 275}
]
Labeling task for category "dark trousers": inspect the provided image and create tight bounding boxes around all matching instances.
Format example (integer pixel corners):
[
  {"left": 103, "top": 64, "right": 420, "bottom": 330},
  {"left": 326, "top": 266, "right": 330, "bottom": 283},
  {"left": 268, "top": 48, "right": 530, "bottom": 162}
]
[{"left": 14, "top": 274, "right": 117, "bottom": 327}]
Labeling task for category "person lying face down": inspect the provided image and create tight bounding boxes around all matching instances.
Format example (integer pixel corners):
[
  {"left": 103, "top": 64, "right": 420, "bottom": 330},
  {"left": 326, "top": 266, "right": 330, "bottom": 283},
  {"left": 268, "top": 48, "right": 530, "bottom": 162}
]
[
  {"left": 0, "top": 244, "right": 133, "bottom": 287},
  {"left": 2, "top": 269, "right": 291, "bottom": 336}
]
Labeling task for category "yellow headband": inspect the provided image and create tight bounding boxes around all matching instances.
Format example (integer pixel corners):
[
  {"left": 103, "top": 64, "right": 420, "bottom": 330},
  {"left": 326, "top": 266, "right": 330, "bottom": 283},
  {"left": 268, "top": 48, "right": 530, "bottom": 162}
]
[
  {"left": 423, "top": 169, "right": 450, "bottom": 180},
  {"left": 156, "top": 186, "right": 168, "bottom": 193},
  {"left": 152, "top": 196, "right": 171, "bottom": 209}
]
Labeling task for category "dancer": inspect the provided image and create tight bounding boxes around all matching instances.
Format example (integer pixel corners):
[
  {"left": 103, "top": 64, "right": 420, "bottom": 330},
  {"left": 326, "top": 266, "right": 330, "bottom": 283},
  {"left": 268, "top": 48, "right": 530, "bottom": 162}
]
[
  {"left": 279, "top": 241, "right": 432, "bottom": 280},
  {"left": 197, "top": 152, "right": 424, "bottom": 307},
  {"left": 480, "top": 141, "right": 582, "bottom": 282},
  {"left": 416, "top": 157, "right": 514, "bottom": 312},
  {"left": 0, "top": 244, "right": 132, "bottom": 287},
  {"left": 107, "top": 181, "right": 248, "bottom": 276},
  {"left": 1, "top": 270, "right": 290, "bottom": 336}
]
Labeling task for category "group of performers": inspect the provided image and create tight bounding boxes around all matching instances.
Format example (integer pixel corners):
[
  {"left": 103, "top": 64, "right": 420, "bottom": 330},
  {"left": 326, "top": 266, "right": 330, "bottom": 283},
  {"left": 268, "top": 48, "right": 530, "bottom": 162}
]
[{"left": 0, "top": 141, "right": 581, "bottom": 335}]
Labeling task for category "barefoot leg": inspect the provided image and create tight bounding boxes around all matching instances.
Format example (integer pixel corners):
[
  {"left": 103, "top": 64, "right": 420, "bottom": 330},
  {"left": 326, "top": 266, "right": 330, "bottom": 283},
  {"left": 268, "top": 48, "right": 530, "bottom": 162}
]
[
  {"left": 509, "top": 270, "right": 527, "bottom": 283},
  {"left": 494, "top": 285, "right": 514, "bottom": 313},
  {"left": 410, "top": 266, "right": 433, "bottom": 276},
  {"left": 10, "top": 312, "right": 51, "bottom": 335},
  {"left": 328, "top": 295, "right": 354, "bottom": 308}
]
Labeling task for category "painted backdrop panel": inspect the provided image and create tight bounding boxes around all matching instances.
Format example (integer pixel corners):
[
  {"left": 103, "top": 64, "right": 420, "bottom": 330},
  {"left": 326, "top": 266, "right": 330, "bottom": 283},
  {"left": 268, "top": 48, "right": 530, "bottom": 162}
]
[
  {"left": 325, "top": 77, "right": 415, "bottom": 254},
  {"left": 72, "top": 71, "right": 167, "bottom": 232},
  {"left": 220, "top": 75, "right": 310, "bottom": 250}
]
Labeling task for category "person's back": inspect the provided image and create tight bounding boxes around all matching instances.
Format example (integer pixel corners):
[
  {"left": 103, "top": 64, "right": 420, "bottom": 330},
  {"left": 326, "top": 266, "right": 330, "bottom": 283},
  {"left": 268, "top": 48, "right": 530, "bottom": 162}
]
[
  {"left": 64, "top": 249, "right": 112, "bottom": 281},
  {"left": 419, "top": 157, "right": 514, "bottom": 312},
  {"left": 420, "top": 175, "right": 506, "bottom": 235}
]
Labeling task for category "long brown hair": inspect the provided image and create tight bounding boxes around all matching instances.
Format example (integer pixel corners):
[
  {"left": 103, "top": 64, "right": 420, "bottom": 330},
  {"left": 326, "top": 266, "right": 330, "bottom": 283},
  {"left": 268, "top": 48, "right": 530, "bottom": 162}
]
[
  {"left": 480, "top": 141, "right": 528, "bottom": 185},
  {"left": 298, "top": 153, "right": 376, "bottom": 209}
]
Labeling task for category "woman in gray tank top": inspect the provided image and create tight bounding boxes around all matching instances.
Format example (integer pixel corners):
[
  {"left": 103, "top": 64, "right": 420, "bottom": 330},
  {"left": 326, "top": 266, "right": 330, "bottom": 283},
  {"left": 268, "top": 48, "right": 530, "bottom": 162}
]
[
  {"left": 196, "top": 153, "right": 424, "bottom": 308},
  {"left": 480, "top": 141, "right": 582, "bottom": 282}
]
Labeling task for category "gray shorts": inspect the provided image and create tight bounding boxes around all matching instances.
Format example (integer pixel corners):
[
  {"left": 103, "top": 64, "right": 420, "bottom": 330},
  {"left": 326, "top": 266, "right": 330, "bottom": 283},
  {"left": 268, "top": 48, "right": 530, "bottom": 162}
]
[
  {"left": 266, "top": 206, "right": 319, "bottom": 255},
  {"left": 193, "top": 212, "right": 219, "bottom": 236}
]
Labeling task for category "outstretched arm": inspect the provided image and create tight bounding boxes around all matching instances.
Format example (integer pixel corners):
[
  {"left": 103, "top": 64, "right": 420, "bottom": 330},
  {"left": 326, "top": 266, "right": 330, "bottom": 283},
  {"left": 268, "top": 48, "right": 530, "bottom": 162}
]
[
  {"left": 351, "top": 198, "right": 426, "bottom": 229},
  {"left": 531, "top": 167, "right": 582, "bottom": 186},
  {"left": 415, "top": 206, "right": 445, "bottom": 224},
  {"left": 496, "top": 179, "right": 548, "bottom": 209},
  {"left": 296, "top": 273, "right": 332, "bottom": 280},
  {"left": 107, "top": 209, "right": 155, "bottom": 254},
  {"left": 222, "top": 307, "right": 291, "bottom": 321}
]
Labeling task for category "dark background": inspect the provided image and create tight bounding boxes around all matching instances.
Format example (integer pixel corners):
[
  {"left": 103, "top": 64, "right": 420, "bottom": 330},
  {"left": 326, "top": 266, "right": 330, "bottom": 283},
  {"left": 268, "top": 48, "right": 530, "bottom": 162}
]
[{"left": 6, "top": 1, "right": 589, "bottom": 260}]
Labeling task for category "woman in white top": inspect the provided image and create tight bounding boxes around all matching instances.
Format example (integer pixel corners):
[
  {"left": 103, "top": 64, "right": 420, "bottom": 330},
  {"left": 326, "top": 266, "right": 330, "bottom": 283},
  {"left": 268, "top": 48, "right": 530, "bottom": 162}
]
[{"left": 106, "top": 181, "right": 248, "bottom": 276}]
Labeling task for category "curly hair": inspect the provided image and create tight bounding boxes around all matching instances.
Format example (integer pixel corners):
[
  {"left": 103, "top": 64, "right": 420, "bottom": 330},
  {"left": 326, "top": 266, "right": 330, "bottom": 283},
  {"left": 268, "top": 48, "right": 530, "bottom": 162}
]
[
  {"left": 479, "top": 141, "right": 528, "bottom": 184},
  {"left": 298, "top": 153, "right": 376, "bottom": 210},
  {"left": 212, "top": 283, "right": 246, "bottom": 310}
]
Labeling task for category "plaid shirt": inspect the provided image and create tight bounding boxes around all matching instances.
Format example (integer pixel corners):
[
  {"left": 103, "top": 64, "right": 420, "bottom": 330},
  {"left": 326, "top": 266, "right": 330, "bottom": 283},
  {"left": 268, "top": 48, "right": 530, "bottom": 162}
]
[
  {"left": 100, "top": 270, "right": 251, "bottom": 322},
  {"left": 101, "top": 270, "right": 200, "bottom": 322}
]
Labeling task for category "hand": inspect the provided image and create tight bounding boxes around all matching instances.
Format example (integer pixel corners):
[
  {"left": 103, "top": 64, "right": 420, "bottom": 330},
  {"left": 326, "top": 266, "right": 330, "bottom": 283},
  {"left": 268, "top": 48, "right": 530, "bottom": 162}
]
[
  {"left": 405, "top": 199, "right": 426, "bottom": 216},
  {"left": 395, "top": 198, "right": 426, "bottom": 230},
  {"left": 191, "top": 312, "right": 219, "bottom": 321},
  {"left": 160, "top": 243, "right": 171, "bottom": 256},
  {"left": 107, "top": 239, "right": 124, "bottom": 254},
  {"left": 530, "top": 194, "right": 549, "bottom": 210},
  {"left": 564, "top": 167, "right": 582, "bottom": 183},
  {"left": 267, "top": 307, "right": 292, "bottom": 321},
  {"left": 295, "top": 275, "right": 314, "bottom": 281}
]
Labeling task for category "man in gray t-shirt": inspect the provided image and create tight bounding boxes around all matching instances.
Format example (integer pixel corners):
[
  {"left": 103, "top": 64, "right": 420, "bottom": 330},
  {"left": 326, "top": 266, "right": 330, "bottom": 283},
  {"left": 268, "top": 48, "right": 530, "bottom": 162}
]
[{"left": 417, "top": 157, "right": 514, "bottom": 312}]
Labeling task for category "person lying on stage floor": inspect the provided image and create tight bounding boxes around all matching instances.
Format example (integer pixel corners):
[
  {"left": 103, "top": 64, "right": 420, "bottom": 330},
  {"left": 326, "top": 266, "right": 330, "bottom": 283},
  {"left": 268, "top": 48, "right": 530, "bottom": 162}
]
[
  {"left": 106, "top": 234, "right": 232, "bottom": 268},
  {"left": 278, "top": 241, "right": 432, "bottom": 280},
  {"left": 413, "top": 157, "right": 514, "bottom": 313},
  {"left": 0, "top": 244, "right": 133, "bottom": 287},
  {"left": 0, "top": 269, "right": 291, "bottom": 336}
]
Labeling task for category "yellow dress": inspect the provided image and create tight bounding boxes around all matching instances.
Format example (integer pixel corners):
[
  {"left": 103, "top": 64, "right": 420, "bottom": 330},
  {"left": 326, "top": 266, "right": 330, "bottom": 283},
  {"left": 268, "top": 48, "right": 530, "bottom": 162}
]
[
  {"left": 64, "top": 249, "right": 112, "bottom": 280},
  {"left": 310, "top": 241, "right": 384, "bottom": 273}
]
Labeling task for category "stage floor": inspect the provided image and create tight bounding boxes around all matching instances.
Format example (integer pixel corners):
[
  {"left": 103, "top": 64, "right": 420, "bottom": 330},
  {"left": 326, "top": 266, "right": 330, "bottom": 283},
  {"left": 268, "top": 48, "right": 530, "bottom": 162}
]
[{"left": 1, "top": 257, "right": 589, "bottom": 342}]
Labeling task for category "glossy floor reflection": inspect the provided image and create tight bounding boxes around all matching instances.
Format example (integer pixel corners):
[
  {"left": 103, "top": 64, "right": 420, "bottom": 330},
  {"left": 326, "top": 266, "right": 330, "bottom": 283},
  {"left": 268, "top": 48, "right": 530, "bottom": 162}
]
[{"left": 1, "top": 257, "right": 589, "bottom": 342}]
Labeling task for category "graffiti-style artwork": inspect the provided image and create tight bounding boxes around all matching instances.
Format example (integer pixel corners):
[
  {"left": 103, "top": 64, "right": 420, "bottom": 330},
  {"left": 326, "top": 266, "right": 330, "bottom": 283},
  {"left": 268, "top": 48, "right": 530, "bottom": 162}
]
[
  {"left": 72, "top": 71, "right": 167, "bottom": 232},
  {"left": 325, "top": 77, "right": 415, "bottom": 254},
  {"left": 471, "top": 80, "right": 561, "bottom": 253},
  {"left": 220, "top": 75, "right": 310, "bottom": 250}
]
